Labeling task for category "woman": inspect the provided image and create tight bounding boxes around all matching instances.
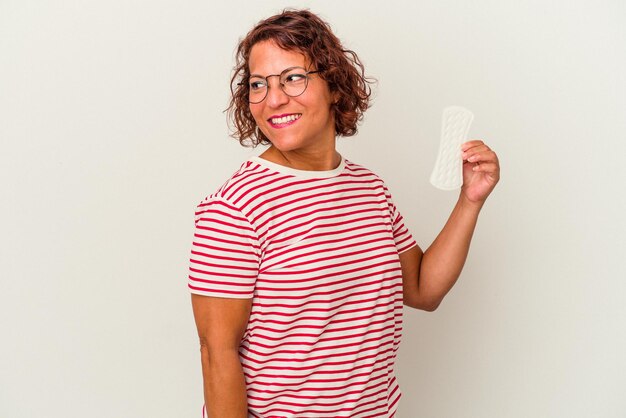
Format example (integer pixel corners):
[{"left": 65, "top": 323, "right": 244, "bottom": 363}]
[{"left": 188, "top": 9, "right": 500, "bottom": 418}]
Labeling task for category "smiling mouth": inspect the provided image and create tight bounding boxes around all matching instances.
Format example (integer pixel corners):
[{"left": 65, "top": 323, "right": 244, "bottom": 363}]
[{"left": 268, "top": 113, "right": 302, "bottom": 128}]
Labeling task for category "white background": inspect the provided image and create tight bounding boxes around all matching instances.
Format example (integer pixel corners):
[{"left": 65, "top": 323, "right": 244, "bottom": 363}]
[{"left": 1, "top": 1, "right": 625, "bottom": 417}]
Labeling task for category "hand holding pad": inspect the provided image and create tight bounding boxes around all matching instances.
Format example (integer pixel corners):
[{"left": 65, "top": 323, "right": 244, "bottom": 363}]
[{"left": 430, "top": 106, "right": 474, "bottom": 190}]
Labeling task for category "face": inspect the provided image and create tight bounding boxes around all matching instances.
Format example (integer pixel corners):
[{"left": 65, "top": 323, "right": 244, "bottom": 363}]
[{"left": 248, "top": 40, "right": 338, "bottom": 155}]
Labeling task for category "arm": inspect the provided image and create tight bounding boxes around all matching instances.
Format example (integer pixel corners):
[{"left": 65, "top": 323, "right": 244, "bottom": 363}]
[
  {"left": 191, "top": 294, "right": 252, "bottom": 417},
  {"left": 401, "top": 140, "right": 500, "bottom": 311},
  {"left": 401, "top": 196, "right": 482, "bottom": 311}
]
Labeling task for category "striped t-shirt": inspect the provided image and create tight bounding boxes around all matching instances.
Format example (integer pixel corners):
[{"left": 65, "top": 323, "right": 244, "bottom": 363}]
[{"left": 188, "top": 154, "right": 417, "bottom": 418}]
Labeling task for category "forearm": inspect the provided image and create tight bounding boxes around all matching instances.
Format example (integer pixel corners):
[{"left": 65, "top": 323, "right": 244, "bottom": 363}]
[
  {"left": 419, "top": 194, "right": 483, "bottom": 307},
  {"left": 201, "top": 348, "right": 248, "bottom": 418}
]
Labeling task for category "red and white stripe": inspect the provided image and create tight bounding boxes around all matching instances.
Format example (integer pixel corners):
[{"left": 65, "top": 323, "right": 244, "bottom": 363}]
[{"left": 190, "top": 156, "right": 416, "bottom": 417}]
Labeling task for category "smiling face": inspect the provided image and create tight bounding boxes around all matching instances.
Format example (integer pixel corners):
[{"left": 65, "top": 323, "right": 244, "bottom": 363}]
[{"left": 248, "top": 40, "right": 338, "bottom": 156}]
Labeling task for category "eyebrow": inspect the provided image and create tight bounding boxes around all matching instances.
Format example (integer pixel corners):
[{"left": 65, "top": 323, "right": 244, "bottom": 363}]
[{"left": 248, "top": 66, "right": 307, "bottom": 78}]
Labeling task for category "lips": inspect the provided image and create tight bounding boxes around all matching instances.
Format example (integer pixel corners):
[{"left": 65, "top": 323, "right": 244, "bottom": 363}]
[{"left": 268, "top": 113, "right": 302, "bottom": 128}]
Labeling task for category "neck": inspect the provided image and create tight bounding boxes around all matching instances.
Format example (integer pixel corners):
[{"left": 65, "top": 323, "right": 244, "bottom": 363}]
[{"left": 262, "top": 146, "right": 341, "bottom": 171}]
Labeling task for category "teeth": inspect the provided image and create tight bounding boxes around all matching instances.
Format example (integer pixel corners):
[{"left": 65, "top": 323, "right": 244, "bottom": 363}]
[{"left": 271, "top": 114, "right": 301, "bottom": 124}]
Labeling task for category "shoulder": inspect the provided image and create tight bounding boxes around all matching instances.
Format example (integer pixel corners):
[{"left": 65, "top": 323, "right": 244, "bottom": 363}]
[
  {"left": 344, "top": 159, "right": 389, "bottom": 189},
  {"left": 344, "top": 158, "right": 383, "bottom": 179},
  {"left": 196, "top": 159, "right": 264, "bottom": 205},
  {"left": 192, "top": 160, "right": 269, "bottom": 231}
]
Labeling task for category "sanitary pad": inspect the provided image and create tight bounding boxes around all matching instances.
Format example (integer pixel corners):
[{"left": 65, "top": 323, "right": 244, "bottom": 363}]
[{"left": 430, "top": 106, "right": 474, "bottom": 190}]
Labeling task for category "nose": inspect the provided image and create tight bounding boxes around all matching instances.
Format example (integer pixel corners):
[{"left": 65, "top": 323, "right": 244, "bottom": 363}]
[{"left": 265, "top": 77, "right": 290, "bottom": 108}]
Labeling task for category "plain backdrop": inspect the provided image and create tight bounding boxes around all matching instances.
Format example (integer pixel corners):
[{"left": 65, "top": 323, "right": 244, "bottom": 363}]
[{"left": 1, "top": 0, "right": 625, "bottom": 417}]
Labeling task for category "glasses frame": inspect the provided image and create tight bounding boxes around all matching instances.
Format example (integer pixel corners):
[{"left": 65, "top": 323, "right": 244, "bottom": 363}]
[{"left": 238, "top": 66, "right": 322, "bottom": 104}]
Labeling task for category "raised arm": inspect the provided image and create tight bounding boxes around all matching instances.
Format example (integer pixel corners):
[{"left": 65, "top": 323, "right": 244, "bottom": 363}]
[
  {"left": 401, "top": 140, "right": 500, "bottom": 311},
  {"left": 191, "top": 294, "right": 252, "bottom": 417},
  {"left": 400, "top": 197, "right": 482, "bottom": 311}
]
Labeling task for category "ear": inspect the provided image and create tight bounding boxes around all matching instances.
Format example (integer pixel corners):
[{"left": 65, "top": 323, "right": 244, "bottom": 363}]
[{"left": 331, "top": 90, "right": 340, "bottom": 105}]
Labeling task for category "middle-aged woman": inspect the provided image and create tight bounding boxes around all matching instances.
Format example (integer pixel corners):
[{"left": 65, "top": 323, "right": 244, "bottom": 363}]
[{"left": 188, "top": 9, "right": 500, "bottom": 418}]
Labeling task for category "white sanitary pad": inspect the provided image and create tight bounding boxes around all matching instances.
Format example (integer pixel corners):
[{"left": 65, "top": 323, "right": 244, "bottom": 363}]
[{"left": 430, "top": 106, "right": 474, "bottom": 190}]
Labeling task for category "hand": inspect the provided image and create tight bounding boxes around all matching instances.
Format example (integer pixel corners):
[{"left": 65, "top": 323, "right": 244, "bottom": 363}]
[{"left": 460, "top": 140, "right": 500, "bottom": 205}]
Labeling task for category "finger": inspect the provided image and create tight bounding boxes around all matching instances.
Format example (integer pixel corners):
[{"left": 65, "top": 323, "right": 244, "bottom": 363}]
[
  {"left": 464, "top": 149, "right": 497, "bottom": 163},
  {"left": 462, "top": 145, "right": 491, "bottom": 160},
  {"left": 461, "top": 140, "right": 485, "bottom": 151},
  {"left": 462, "top": 141, "right": 497, "bottom": 157},
  {"left": 471, "top": 162, "right": 499, "bottom": 173}
]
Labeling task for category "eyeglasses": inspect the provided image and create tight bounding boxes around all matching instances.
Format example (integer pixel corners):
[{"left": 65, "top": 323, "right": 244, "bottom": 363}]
[{"left": 238, "top": 66, "right": 321, "bottom": 104}]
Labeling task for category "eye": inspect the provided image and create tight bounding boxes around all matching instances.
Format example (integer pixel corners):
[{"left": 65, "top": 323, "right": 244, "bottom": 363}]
[
  {"left": 249, "top": 80, "right": 267, "bottom": 90},
  {"left": 284, "top": 73, "right": 306, "bottom": 84}
]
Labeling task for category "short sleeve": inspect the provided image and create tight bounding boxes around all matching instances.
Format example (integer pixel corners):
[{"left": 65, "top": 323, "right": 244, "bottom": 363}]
[
  {"left": 385, "top": 187, "right": 418, "bottom": 254},
  {"left": 187, "top": 197, "right": 261, "bottom": 299}
]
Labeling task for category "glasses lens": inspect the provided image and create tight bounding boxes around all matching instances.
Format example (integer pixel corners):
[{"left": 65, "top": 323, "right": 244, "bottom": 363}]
[
  {"left": 280, "top": 68, "right": 308, "bottom": 97},
  {"left": 248, "top": 76, "right": 267, "bottom": 103}
]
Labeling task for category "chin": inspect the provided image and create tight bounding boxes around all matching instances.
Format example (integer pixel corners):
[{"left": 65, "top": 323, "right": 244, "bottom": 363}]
[{"left": 266, "top": 135, "right": 307, "bottom": 152}]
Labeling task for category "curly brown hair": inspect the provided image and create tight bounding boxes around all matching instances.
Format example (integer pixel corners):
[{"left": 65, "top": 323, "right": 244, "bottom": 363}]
[{"left": 226, "top": 9, "right": 375, "bottom": 147}]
